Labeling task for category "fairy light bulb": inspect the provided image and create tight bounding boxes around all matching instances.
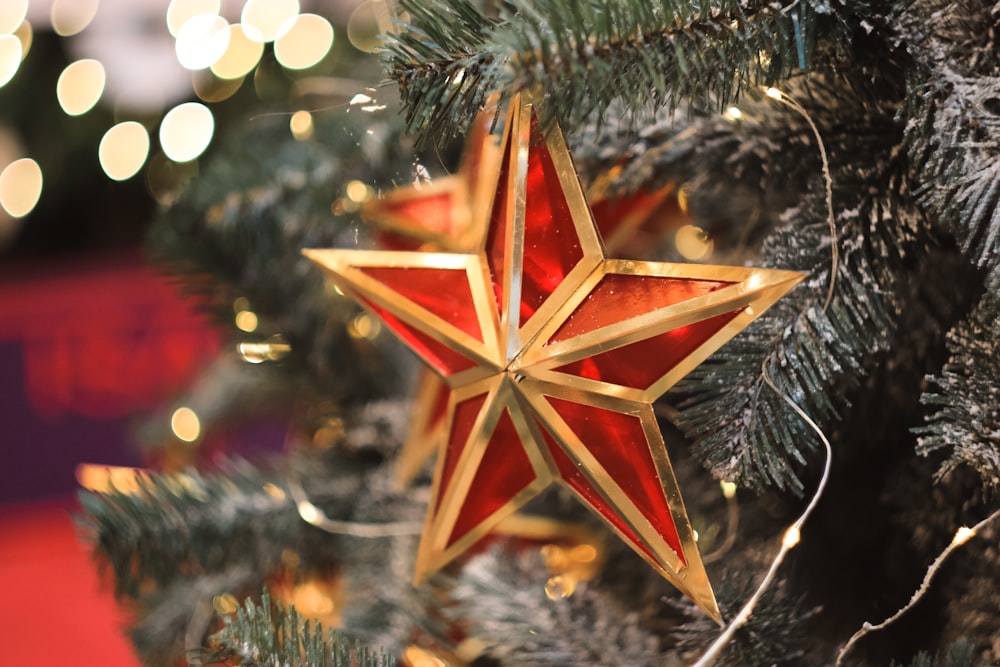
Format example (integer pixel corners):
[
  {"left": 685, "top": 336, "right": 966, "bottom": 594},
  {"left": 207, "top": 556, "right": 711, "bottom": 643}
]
[
  {"left": 952, "top": 526, "right": 975, "bottom": 545},
  {"left": 170, "top": 406, "right": 201, "bottom": 442}
]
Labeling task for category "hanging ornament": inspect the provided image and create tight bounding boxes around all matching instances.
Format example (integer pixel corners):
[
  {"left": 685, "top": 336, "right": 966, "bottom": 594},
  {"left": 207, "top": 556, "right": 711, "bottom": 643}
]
[
  {"left": 305, "top": 91, "right": 803, "bottom": 622},
  {"left": 362, "top": 105, "right": 686, "bottom": 487}
]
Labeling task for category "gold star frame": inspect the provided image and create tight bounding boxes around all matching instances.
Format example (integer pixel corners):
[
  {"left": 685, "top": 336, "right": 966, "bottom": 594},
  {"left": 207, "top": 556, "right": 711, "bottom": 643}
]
[{"left": 305, "top": 91, "right": 803, "bottom": 622}]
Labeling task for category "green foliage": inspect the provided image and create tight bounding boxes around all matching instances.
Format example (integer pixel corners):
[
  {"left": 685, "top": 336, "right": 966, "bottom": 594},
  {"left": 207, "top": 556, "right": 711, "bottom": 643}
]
[
  {"left": 385, "top": 0, "right": 851, "bottom": 140},
  {"left": 917, "top": 298, "right": 1000, "bottom": 488},
  {"left": 204, "top": 590, "right": 394, "bottom": 667},
  {"left": 671, "top": 102, "right": 921, "bottom": 491},
  {"left": 148, "top": 104, "right": 416, "bottom": 409},
  {"left": 890, "top": 640, "right": 976, "bottom": 667},
  {"left": 898, "top": 0, "right": 1000, "bottom": 282}
]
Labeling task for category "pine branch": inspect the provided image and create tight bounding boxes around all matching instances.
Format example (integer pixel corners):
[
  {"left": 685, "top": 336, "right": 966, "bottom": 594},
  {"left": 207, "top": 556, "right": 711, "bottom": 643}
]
[
  {"left": 900, "top": 0, "right": 1000, "bottom": 283},
  {"left": 202, "top": 590, "right": 394, "bottom": 667},
  {"left": 891, "top": 641, "right": 975, "bottom": 667},
  {"left": 916, "top": 296, "right": 1000, "bottom": 489},
  {"left": 78, "top": 453, "right": 380, "bottom": 599},
  {"left": 671, "top": 156, "right": 920, "bottom": 492},
  {"left": 437, "top": 546, "right": 669, "bottom": 665},
  {"left": 384, "top": 0, "right": 853, "bottom": 140},
  {"left": 149, "top": 107, "right": 416, "bottom": 408}
]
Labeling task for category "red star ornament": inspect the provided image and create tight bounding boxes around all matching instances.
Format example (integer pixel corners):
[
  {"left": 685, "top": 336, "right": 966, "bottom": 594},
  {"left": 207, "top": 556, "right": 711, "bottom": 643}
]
[
  {"left": 363, "top": 106, "right": 685, "bottom": 487},
  {"left": 305, "top": 91, "right": 803, "bottom": 622}
]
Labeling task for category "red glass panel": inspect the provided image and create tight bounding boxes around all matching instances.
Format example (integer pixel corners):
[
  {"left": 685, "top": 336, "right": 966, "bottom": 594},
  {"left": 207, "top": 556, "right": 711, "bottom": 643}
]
[
  {"left": 554, "top": 309, "right": 743, "bottom": 390},
  {"left": 358, "top": 266, "right": 483, "bottom": 342},
  {"left": 538, "top": 421, "right": 655, "bottom": 561},
  {"left": 486, "top": 129, "right": 514, "bottom": 319},
  {"left": 447, "top": 408, "right": 537, "bottom": 547},
  {"left": 549, "top": 274, "right": 733, "bottom": 344},
  {"left": 435, "top": 392, "right": 488, "bottom": 514},
  {"left": 358, "top": 296, "right": 476, "bottom": 376},
  {"left": 520, "top": 112, "right": 584, "bottom": 322},
  {"left": 545, "top": 396, "right": 683, "bottom": 561},
  {"left": 375, "top": 230, "right": 424, "bottom": 252}
]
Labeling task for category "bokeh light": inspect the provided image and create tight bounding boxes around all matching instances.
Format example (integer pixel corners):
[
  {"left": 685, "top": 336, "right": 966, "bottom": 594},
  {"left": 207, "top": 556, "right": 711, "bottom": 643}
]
[
  {"left": 165, "top": 0, "right": 221, "bottom": 38},
  {"left": 0, "top": 157, "right": 42, "bottom": 218},
  {"left": 235, "top": 310, "right": 258, "bottom": 332},
  {"left": 175, "top": 13, "right": 230, "bottom": 70},
  {"left": 0, "top": 0, "right": 27, "bottom": 35},
  {"left": 99, "top": 121, "right": 150, "bottom": 181},
  {"left": 0, "top": 34, "right": 23, "bottom": 88},
  {"left": 159, "top": 102, "right": 214, "bottom": 163},
  {"left": 170, "top": 406, "right": 201, "bottom": 442},
  {"left": 674, "top": 224, "right": 714, "bottom": 261},
  {"left": 347, "top": 1, "right": 385, "bottom": 53},
  {"left": 274, "top": 14, "right": 333, "bottom": 70},
  {"left": 192, "top": 70, "right": 243, "bottom": 103},
  {"left": 289, "top": 110, "right": 313, "bottom": 140},
  {"left": 50, "top": 0, "right": 100, "bottom": 37},
  {"left": 211, "top": 23, "right": 263, "bottom": 80},
  {"left": 56, "top": 59, "right": 106, "bottom": 116},
  {"left": 241, "top": 0, "right": 299, "bottom": 43},
  {"left": 13, "top": 20, "right": 30, "bottom": 60}
]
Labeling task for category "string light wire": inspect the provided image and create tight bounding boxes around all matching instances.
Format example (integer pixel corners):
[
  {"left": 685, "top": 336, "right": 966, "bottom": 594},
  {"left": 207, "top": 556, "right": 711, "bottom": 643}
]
[
  {"left": 765, "top": 87, "right": 838, "bottom": 310},
  {"left": 691, "top": 360, "right": 833, "bottom": 667},
  {"left": 835, "top": 506, "right": 1000, "bottom": 665},
  {"left": 287, "top": 479, "right": 424, "bottom": 538}
]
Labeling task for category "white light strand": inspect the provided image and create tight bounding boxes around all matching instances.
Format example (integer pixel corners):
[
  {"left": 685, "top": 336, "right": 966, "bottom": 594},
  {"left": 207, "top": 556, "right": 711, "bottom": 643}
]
[
  {"left": 765, "top": 86, "right": 838, "bottom": 311},
  {"left": 692, "top": 360, "right": 833, "bottom": 667},
  {"left": 287, "top": 479, "right": 423, "bottom": 538},
  {"left": 835, "top": 506, "right": 1000, "bottom": 666}
]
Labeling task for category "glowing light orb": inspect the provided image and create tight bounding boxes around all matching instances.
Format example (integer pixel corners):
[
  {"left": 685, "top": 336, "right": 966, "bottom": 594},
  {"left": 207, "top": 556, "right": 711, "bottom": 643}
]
[
  {"left": 175, "top": 13, "right": 230, "bottom": 70},
  {"left": 166, "top": 0, "right": 220, "bottom": 38},
  {"left": 241, "top": 0, "right": 298, "bottom": 43},
  {"left": 0, "top": 158, "right": 42, "bottom": 218},
  {"left": 56, "top": 59, "right": 106, "bottom": 116},
  {"left": 159, "top": 102, "right": 214, "bottom": 163},
  {"left": 170, "top": 406, "right": 201, "bottom": 442},
  {"left": 274, "top": 14, "right": 333, "bottom": 70},
  {"left": 50, "top": 0, "right": 100, "bottom": 37},
  {"left": 289, "top": 110, "right": 313, "bottom": 140},
  {"left": 211, "top": 23, "right": 263, "bottom": 79},
  {"left": 99, "top": 122, "right": 150, "bottom": 181},
  {"left": 0, "top": 35, "right": 22, "bottom": 88},
  {"left": 0, "top": 0, "right": 27, "bottom": 35}
]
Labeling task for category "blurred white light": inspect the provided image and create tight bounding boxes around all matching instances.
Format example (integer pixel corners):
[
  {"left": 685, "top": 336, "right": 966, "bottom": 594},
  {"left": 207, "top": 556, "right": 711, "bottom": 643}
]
[
  {"left": 0, "top": 0, "right": 27, "bottom": 35},
  {"left": 0, "top": 34, "right": 22, "bottom": 88},
  {"left": 0, "top": 158, "right": 42, "bottom": 218},
  {"left": 241, "top": 0, "right": 299, "bottom": 43},
  {"left": 56, "top": 59, "right": 106, "bottom": 116},
  {"left": 274, "top": 14, "right": 333, "bottom": 70},
  {"left": 175, "top": 13, "right": 230, "bottom": 70},
  {"left": 170, "top": 406, "right": 201, "bottom": 442},
  {"left": 50, "top": 0, "right": 100, "bottom": 37},
  {"left": 99, "top": 122, "right": 150, "bottom": 181},
  {"left": 211, "top": 23, "right": 263, "bottom": 79},
  {"left": 159, "top": 102, "right": 214, "bottom": 162},
  {"left": 166, "top": 0, "right": 220, "bottom": 38}
]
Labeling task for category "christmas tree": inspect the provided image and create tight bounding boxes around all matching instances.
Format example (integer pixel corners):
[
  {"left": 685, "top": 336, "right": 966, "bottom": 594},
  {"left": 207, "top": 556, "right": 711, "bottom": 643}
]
[{"left": 77, "top": 1, "right": 1000, "bottom": 665}]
